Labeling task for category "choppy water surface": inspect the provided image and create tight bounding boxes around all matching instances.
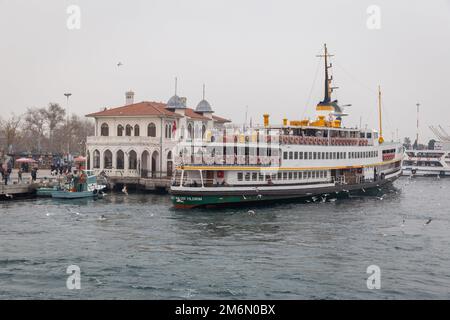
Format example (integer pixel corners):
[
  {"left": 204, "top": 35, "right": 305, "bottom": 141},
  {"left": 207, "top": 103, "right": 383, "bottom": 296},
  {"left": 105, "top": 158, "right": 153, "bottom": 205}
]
[{"left": 1, "top": 177, "right": 450, "bottom": 299}]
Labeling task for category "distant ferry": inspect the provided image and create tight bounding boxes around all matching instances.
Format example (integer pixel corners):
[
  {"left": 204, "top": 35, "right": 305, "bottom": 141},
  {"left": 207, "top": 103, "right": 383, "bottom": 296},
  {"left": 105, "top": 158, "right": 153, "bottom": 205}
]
[
  {"left": 402, "top": 149, "right": 450, "bottom": 177},
  {"left": 170, "top": 45, "right": 404, "bottom": 208}
]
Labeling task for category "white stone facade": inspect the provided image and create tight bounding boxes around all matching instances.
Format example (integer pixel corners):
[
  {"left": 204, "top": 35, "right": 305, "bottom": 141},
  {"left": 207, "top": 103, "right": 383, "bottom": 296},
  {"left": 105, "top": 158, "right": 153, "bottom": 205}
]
[{"left": 85, "top": 96, "right": 229, "bottom": 179}]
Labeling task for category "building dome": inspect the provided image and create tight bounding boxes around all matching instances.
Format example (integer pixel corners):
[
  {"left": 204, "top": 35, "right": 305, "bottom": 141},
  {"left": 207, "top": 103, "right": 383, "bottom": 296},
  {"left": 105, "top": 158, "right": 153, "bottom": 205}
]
[
  {"left": 196, "top": 99, "right": 213, "bottom": 113},
  {"left": 167, "top": 95, "right": 186, "bottom": 109}
]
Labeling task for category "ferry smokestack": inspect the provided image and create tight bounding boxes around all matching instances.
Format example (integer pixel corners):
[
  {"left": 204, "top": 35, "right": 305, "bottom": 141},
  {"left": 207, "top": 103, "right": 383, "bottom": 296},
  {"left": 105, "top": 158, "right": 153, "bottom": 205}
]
[
  {"left": 125, "top": 90, "right": 135, "bottom": 105},
  {"left": 263, "top": 114, "right": 270, "bottom": 127}
]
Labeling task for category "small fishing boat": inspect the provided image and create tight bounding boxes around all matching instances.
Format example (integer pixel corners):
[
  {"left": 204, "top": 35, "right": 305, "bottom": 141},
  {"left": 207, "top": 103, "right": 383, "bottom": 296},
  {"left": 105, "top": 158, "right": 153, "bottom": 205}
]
[
  {"left": 36, "top": 187, "right": 57, "bottom": 197},
  {"left": 51, "top": 170, "right": 106, "bottom": 199}
]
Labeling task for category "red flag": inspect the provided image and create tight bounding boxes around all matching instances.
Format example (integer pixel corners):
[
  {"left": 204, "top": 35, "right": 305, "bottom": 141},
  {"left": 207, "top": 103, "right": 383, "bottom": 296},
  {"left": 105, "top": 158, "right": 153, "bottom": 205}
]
[{"left": 172, "top": 121, "right": 177, "bottom": 133}]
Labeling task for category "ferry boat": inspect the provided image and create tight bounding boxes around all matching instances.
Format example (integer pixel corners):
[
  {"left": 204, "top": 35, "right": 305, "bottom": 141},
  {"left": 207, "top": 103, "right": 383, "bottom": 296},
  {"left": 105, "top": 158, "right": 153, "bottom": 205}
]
[
  {"left": 170, "top": 45, "right": 404, "bottom": 208},
  {"left": 402, "top": 141, "right": 450, "bottom": 177}
]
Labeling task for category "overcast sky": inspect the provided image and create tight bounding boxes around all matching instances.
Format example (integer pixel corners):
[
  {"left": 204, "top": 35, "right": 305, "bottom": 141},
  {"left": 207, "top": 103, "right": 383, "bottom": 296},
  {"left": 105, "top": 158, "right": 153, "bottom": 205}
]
[{"left": 0, "top": 0, "right": 449, "bottom": 142}]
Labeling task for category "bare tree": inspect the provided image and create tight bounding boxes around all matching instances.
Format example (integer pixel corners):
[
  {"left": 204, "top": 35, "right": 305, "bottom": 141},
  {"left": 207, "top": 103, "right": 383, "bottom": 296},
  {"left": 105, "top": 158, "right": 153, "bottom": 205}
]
[
  {"left": 42, "top": 103, "right": 66, "bottom": 151},
  {"left": 53, "top": 115, "right": 94, "bottom": 156},
  {"left": 1, "top": 114, "right": 22, "bottom": 154},
  {"left": 24, "top": 107, "right": 47, "bottom": 153}
]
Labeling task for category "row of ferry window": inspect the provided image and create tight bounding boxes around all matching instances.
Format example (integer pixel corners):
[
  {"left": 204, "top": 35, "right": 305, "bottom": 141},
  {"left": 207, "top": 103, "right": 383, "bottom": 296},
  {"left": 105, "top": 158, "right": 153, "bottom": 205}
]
[
  {"left": 283, "top": 150, "right": 379, "bottom": 160},
  {"left": 237, "top": 170, "right": 328, "bottom": 182}
]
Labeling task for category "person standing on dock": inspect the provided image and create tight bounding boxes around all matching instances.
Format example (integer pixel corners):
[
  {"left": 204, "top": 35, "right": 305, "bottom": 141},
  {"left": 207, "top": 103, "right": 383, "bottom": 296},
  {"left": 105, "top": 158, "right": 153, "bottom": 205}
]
[
  {"left": 3, "top": 170, "right": 8, "bottom": 186},
  {"left": 31, "top": 167, "right": 37, "bottom": 182},
  {"left": 18, "top": 168, "right": 23, "bottom": 183}
]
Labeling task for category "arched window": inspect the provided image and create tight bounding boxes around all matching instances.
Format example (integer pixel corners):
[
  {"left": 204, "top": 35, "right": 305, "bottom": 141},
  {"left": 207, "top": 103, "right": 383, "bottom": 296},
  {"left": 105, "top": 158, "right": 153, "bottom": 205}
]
[
  {"left": 93, "top": 150, "right": 100, "bottom": 169},
  {"left": 104, "top": 150, "right": 113, "bottom": 169},
  {"left": 116, "top": 150, "right": 124, "bottom": 169},
  {"left": 147, "top": 123, "right": 156, "bottom": 137},
  {"left": 188, "top": 123, "right": 193, "bottom": 139},
  {"left": 117, "top": 125, "right": 124, "bottom": 136},
  {"left": 126, "top": 125, "right": 133, "bottom": 136},
  {"left": 101, "top": 123, "right": 109, "bottom": 136},
  {"left": 165, "top": 124, "right": 168, "bottom": 138},
  {"left": 195, "top": 124, "right": 200, "bottom": 139},
  {"left": 169, "top": 125, "right": 172, "bottom": 138},
  {"left": 134, "top": 125, "right": 140, "bottom": 136},
  {"left": 202, "top": 125, "right": 206, "bottom": 138},
  {"left": 129, "top": 150, "right": 137, "bottom": 170},
  {"left": 167, "top": 151, "right": 173, "bottom": 177},
  {"left": 87, "top": 151, "right": 91, "bottom": 170}
]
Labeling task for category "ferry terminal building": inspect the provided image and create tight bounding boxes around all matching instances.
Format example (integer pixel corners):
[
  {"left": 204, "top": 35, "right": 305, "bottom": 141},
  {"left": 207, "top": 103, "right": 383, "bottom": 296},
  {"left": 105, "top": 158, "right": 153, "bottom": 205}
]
[{"left": 85, "top": 90, "right": 230, "bottom": 179}]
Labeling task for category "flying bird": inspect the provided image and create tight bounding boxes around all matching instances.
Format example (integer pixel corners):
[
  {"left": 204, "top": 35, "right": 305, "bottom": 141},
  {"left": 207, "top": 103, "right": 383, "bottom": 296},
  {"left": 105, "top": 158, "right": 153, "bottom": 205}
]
[
  {"left": 117, "top": 62, "right": 123, "bottom": 67},
  {"left": 424, "top": 218, "right": 432, "bottom": 225}
]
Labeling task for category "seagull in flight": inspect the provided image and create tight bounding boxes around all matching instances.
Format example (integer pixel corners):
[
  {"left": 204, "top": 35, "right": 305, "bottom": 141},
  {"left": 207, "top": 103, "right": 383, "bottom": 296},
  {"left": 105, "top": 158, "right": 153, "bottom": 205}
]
[
  {"left": 424, "top": 218, "right": 432, "bottom": 225},
  {"left": 117, "top": 62, "right": 123, "bottom": 67}
]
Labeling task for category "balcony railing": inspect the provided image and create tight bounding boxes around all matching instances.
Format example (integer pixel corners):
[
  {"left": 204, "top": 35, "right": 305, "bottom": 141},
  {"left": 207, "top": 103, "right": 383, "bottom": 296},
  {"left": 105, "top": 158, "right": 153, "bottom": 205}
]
[
  {"left": 174, "top": 155, "right": 281, "bottom": 166},
  {"left": 279, "top": 135, "right": 372, "bottom": 146},
  {"left": 93, "top": 169, "right": 172, "bottom": 179},
  {"left": 87, "top": 136, "right": 164, "bottom": 145}
]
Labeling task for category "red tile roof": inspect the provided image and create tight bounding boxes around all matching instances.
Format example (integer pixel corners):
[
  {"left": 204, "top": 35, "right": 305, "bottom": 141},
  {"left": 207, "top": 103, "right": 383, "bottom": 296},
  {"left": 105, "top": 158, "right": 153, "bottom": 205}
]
[
  {"left": 212, "top": 115, "right": 231, "bottom": 123},
  {"left": 86, "top": 101, "right": 181, "bottom": 118},
  {"left": 184, "top": 108, "right": 210, "bottom": 121},
  {"left": 86, "top": 101, "right": 231, "bottom": 123}
]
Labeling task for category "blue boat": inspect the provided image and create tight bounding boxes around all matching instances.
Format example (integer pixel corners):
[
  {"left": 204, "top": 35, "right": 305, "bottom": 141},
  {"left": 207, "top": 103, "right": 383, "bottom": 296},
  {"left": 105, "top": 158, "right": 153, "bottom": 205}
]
[{"left": 51, "top": 170, "right": 106, "bottom": 199}]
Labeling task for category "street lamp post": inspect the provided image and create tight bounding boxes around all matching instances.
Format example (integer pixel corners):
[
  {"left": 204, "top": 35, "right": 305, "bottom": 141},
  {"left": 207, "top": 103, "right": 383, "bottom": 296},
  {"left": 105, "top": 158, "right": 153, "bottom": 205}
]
[{"left": 64, "top": 93, "right": 72, "bottom": 160}]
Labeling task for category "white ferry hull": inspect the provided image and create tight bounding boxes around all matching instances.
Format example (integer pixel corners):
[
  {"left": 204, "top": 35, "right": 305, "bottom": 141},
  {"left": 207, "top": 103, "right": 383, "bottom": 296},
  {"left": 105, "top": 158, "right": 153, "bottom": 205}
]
[{"left": 171, "top": 168, "right": 402, "bottom": 208}]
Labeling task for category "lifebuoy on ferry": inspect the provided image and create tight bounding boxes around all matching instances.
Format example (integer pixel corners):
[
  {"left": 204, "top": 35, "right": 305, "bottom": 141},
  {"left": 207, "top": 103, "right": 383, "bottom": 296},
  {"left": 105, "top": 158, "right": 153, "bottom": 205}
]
[
  {"left": 217, "top": 171, "right": 224, "bottom": 178},
  {"left": 295, "top": 136, "right": 300, "bottom": 144},
  {"left": 298, "top": 137, "right": 304, "bottom": 144},
  {"left": 266, "top": 135, "right": 271, "bottom": 143},
  {"left": 282, "top": 136, "right": 288, "bottom": 144}
]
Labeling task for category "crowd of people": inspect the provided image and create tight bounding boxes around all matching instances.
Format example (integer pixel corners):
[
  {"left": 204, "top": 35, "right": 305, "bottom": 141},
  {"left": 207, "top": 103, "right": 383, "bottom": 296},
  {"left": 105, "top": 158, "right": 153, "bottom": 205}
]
[
  {"left": 50, "top": 163, "right": 73, "bottom": 176},
  {"left": 0, "top": 162, "right": 39, "bottom": 186},
  {"left": 0, "top": 154, "right": 83, "bottom": 187}
]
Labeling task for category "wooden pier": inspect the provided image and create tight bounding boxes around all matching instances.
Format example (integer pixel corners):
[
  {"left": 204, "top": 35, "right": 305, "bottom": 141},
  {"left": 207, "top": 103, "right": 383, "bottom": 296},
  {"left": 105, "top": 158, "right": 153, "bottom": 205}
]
[
  {"left": 107, "top": 176, "right": 171, "bottom": 192},
  {"left": 0, "top": 183, "right": 38, "bottom": 200}
]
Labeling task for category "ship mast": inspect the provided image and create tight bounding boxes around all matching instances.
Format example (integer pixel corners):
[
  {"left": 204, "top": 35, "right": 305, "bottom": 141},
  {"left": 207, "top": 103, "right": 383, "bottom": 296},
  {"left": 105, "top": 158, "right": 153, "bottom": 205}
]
[
  {"left": 378, "top": 86, "right": 384, "bottom": 144},
  {"left": 317, "top": 44, "right": 335, "bottom": 103}
]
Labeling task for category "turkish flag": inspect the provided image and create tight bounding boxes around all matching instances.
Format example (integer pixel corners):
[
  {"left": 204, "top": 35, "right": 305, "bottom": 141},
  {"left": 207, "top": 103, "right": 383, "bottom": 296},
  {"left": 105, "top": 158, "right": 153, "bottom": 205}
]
[{"left": 172, "top": 121, "right": 177, "bottom": 133}]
